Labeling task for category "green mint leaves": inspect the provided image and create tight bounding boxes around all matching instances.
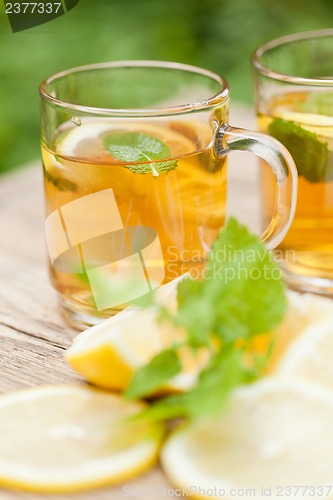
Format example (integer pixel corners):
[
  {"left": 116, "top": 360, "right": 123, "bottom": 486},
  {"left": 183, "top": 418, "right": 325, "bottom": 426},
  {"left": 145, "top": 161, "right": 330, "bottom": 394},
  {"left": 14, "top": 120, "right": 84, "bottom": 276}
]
[
  {"left": 268, "top": 118, "right": 333, "bottom": 183},
  {"left": 125, "top": 217, "right": 287, "bottom": 420},
  {"left": 125, "top": 350, "right": 181, "bottom": 400},
  {"left": 104, "top": 132, "right": 177, "bottom": 176}
]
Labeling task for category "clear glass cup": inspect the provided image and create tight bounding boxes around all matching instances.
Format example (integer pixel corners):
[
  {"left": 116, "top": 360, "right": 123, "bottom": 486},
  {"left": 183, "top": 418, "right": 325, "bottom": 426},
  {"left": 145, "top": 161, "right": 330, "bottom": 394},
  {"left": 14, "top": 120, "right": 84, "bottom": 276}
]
[
  {"left": 253, "top": 29, "right": 333, "bottom": 294},
  {"left": 40, "top": 61, "right": 297, "bottom": 329}
]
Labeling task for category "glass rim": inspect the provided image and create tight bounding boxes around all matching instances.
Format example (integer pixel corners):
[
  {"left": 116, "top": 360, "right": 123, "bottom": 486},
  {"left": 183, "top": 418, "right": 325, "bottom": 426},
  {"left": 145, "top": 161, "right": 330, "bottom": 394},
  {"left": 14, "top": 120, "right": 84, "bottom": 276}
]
[
  {"left": 252, "top": 28, "right": 333, "bottom": 86},
  {"left": 39, "top": 60, "right": 230, "bottom": 117}
]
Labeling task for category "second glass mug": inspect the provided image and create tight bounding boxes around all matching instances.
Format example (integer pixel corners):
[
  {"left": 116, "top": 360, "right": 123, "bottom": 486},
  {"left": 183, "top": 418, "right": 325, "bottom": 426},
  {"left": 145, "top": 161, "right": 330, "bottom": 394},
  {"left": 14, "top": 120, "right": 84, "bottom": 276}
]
[
  {"left": 253, "top": 29, "right": 333, "bottom": 294},
  {"left": 40, "top": 61, "right": 297, "bottom": 329}
]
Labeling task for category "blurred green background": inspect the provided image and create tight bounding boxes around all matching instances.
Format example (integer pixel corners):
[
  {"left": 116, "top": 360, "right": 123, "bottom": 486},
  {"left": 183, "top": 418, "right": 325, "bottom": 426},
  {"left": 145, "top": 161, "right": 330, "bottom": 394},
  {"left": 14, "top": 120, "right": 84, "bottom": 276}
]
[{"left": 1, "top": 0, "right": 333, "bottom": 174}]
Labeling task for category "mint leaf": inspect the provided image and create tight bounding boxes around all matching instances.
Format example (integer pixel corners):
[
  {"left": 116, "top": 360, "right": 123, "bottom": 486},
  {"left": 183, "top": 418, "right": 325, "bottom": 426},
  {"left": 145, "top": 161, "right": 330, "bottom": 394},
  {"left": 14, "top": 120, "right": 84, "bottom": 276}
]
[
  {"left": 175, "top": 217, "right": 286, "bottom": 347},
  {"left": 268, "top": 118, "right": 333, "bottom": 183},
  {"left": 127, "top": 217, "right": 287, "bottom": 421},
  {"left": 104, "top": 132, "right": 177, "bottom": 176},
  {"left": 125, "top": 349, "right": 182, "bottom": 399},
  {"left": 137, "top": 342, "right": 263, "bottom": 422},
  {"left": 176, "top": 279, "right": 214, "bottom": 349},
  {"left": 206, "top": 217, "right": 287, "bottom": 337}
]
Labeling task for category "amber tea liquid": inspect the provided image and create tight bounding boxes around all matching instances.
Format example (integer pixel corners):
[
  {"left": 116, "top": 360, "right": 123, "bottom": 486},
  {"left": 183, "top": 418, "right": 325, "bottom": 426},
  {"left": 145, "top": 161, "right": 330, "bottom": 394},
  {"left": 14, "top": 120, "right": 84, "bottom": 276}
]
[
  {"left": 259, "top": 91, "right": 333, "bottom": 284},
  {"left": 42, "top": 120, "right": 226, "bottom": 320}
]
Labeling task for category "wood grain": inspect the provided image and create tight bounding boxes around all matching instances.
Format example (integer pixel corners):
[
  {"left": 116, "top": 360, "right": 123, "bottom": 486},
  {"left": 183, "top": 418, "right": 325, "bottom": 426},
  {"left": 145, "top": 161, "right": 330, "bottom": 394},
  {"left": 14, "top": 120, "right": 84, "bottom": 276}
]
[{"left": 0, "top": 106, "right": 260, "bottom": 499}]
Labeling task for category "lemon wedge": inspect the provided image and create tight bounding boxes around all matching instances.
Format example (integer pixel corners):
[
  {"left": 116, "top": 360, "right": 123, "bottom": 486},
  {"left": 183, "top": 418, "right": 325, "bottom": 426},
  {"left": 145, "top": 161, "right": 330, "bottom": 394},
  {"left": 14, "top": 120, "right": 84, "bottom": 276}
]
[
  {"left": 66, "top": 307, "right": 188, "bottom": 392},
  {"left": 0, "top": 385, "right": 163, "bottom": 493},
  {"left": 65, "top": 276, "right": 207, "bottom": 393},
  {"left": 66, "top": 286, "right": 333, "bottom": 394},
  {"left": 161, "top": 379, "right": 333, "bottom": 499}
]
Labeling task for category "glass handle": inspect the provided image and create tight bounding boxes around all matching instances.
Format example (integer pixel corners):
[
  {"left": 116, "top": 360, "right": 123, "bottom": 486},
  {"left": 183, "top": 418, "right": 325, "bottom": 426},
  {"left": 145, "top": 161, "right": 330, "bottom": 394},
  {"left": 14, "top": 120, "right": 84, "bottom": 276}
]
[{"left": 215, "top": 124, "right": 298, "bottom": 250}]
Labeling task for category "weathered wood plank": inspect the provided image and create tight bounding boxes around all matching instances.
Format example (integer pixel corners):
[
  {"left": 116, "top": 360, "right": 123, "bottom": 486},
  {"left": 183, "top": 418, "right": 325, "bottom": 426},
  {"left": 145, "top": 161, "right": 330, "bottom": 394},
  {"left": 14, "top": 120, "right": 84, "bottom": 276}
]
[
  {"left": 0, "top": 254, "right": 74, "bottom": 347},
  {"left": 0, "top": 325, "right": 83, "bottom": 392}
]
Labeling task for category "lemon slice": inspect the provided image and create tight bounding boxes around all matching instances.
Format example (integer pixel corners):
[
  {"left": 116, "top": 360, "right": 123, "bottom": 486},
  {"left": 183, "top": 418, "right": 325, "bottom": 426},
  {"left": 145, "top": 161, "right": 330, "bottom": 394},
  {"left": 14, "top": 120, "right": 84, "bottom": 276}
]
[
  {"left": 276, "top": 316, "right": 333, "bottom": 390},
  {"left": 268, "top": 290, "right": 333, "bottom": 369},
  {"left": 274, "top": 109, "right": 333, "bottom": 138},
  {"left": 65, "top": 275, "right": 207, "bottom": 393},
  {"left": 0, "top": 385, "right": 163, "bottom": 493},
  {"left": 57, "top": 120, "right": 196, "bottom": 159},
  {"left": 161, "top": 379, "right": 333, "bottom": 499},
  {"left": 58, "top": 121, "right": 114, "bottom": 157},
  {"left": 43, "top": 120, "right": 198, "bottom": 193}
]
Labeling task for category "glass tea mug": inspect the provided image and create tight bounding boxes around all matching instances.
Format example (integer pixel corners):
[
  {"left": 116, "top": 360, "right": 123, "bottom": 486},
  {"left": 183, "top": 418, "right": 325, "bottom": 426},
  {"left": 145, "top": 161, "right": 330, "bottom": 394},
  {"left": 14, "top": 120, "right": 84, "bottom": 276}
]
[{"left": 40, "top": 61, "right": 297, "bottom": 328}]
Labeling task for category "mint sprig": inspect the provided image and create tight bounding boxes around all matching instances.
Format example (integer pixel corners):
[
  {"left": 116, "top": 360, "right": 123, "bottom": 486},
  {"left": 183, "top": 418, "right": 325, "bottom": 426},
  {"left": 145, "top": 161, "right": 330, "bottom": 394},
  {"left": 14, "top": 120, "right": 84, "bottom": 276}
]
[
  {"left": 125, "top": 217, "right": 287, "bottom": 420},
  {"left": 268, "top": 118, "right": 333, "bottom": 183},
  {"left": 125, "top": 350, "right": 181, "bottom": 400},
  {"left": 104, "top": 132, "right": 177, "bottom": 176}
]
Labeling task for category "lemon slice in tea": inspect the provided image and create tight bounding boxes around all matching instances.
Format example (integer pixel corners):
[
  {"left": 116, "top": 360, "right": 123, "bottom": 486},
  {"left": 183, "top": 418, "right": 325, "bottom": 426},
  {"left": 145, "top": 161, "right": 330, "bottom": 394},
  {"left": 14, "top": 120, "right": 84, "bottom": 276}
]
[
  {"left": 43, "top": 120, "right": 198, "bottom": 193},
  {"left": 273, "top": 109, "right": 333, "bottom": 139},
  {"left": 57, "top": 120, "right": 197, "bottom": 160}
]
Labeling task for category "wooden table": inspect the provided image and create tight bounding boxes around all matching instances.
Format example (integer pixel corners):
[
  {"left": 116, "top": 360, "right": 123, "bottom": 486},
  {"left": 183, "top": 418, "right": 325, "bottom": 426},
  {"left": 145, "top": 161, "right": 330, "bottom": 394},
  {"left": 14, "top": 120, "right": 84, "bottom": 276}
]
[{"left": 0, "top": 106, "right": 259, "bottom": 500}]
